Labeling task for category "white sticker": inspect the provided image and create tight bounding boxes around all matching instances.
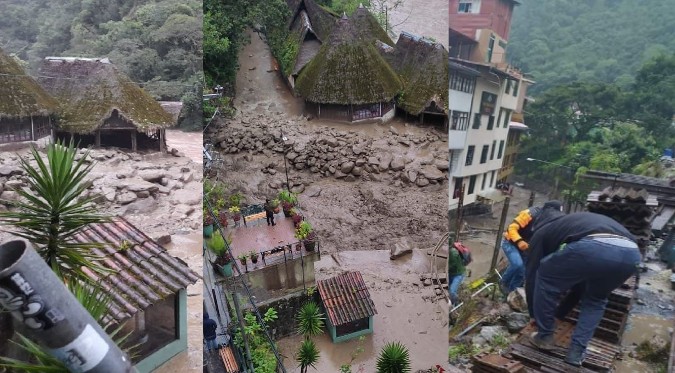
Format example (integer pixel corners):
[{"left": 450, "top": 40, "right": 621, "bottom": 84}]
[{"left": 49, "top": 324, "right": 110, "bottom": 372}]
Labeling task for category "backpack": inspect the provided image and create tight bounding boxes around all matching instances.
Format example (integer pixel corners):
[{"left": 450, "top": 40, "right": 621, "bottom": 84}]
[{"left": 453, "top": 242, "right": 472, "bottom": 266}]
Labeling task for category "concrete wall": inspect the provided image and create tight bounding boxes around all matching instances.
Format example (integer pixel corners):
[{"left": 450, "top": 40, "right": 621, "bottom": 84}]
[
  {"left": 246, "top": 251, "right": 319, "bottom": 302},
  {"left": 251, "top": 291, "right": 315, "bottom": 340}
]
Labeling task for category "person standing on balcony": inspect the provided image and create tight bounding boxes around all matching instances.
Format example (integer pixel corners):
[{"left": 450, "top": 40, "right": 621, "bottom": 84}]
[
  {"left": 264, "top": 199, "right": 275, "bottom": 226},
  {"left": 500, "top": 200, "right": 563, "bottom": 294}
]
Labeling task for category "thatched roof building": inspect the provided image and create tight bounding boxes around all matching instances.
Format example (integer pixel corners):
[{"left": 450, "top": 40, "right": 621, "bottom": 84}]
[
  {"left": 38, "top": 57, "right": 174, "bottom": 152},
  {"left": 384, "top": 32, "right": 449, "bottom": 124},
  {"left": 0, "top": 48, "right": 58, "bottom": 143},
  {"left": 295, "top": 6, "right": 402, "bottom": 122}
]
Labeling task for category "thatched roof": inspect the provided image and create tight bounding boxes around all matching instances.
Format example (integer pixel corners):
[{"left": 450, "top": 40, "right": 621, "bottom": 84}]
[
  {"left": 386, "top": 32, "right": 449, "bottom": 115},
  {"left": 37, "top": 57, "right": 174, "bottom": 134},
  {"left": 349, "top": 5, "right": 395, "bottom": 47},
  {"left": 0, "top": 48, "right": 58, "bottom": 119},
  {"left": 289, "top": 0, "right": 338, "bottom": 42},
  {"left": 295, "top": 8, "right": 402, "bottom": 105}
]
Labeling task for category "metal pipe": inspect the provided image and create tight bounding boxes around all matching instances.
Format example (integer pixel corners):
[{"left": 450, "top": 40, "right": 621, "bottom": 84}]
[{"left": 0, "top": 240, "right": 135, "bottom": 373}]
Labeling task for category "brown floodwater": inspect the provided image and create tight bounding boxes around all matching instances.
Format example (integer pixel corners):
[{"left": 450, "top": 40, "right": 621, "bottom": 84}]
[{"left": 615, "top": 314, "right": 672, "bottom": 373}]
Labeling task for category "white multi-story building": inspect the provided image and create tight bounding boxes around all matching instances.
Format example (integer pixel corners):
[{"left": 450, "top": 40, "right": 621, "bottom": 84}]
[{"left": 448, "top": 58, "right": 523, "bottom": 210}]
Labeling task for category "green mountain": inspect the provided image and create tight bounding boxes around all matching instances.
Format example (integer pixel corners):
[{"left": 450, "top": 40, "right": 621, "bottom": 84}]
[{"left": 508, "top": 0, "right": 675, "bottom": 95}]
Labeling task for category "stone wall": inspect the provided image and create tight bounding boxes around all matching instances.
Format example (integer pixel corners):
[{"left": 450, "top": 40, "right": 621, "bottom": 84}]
[{"left": 249, "top": 291, "right": 322, "bottom": 340}]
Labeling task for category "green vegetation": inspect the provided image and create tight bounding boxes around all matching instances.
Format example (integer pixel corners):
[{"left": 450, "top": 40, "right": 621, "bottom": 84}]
[
  {"left": 517, "top": 54, "right": 675, "bottom": 200},
  {"left": 234, "top": 308, "right": 280, "bottom": 373},
  {"left": 296, "top": 339, "right": 320, "bottom": 373},
  {"left": 0, "top": 140, "right": 109, "bottom": 282},
  {"left": 296, "top": 301, "right": 325, "bottom": 337},
  {"left": 448, "top": 341, "right": 480, "bottom": 362},
  {"left": 635, "top": 338, "right": 670, "bottom": 373},
  {"left": 509, "top": 0, "right": 675, "bottom": 95},
  {"left": 376, "top": 341, "right": 411, "bottom": 373},
  {"left": 0, "top": 0, "right": 202, "bottom": 130}
]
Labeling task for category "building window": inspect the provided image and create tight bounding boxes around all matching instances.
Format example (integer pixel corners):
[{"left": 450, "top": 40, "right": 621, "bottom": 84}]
[
  {"left": 505, "top": 79, "right": 512, "bottom": 94},
  {"left": 481, "top": 172, "right": 487, "bottom": 190},
  {"left": 458, "top": 0, "right": 480, "bottom": 14},
  {"left": 451, "top": 111, "right": 470, "bottom": 130},
  {"left": 498, "top": 140, "right": 505, "bottom": 159},
  {"left": 487, "top": 115, "right": 495, "bottom": 130},
  {"left": 468, "top": 175, "right": 477, "bottom": 194},
  {"left": 465, "top": 146, "right": 475, "bottom": 166},
  {"left": 472, "top": 113, "right": 481, "bottom": 129},
  {"left": 450, "top": 72, "right": 475, "bottom": 93},
  {"left": 490, "top": 170, "right": 495, "bottom": 187},
  {"left": 480, "top": 145, "right": 489, "bottom": 164},
  {"left": 487, "top": 34, "right": 495, "bottom": 63},
  {"left": 503, "top": 109, "right": 511, "bottom": 128},
  {"left": 513, "top": 80, "right": 520, "bottom": 97},
  {"left": 453, "top": 177, "right": 464, "bottom": 199},
  {"left": 490, "top": 140, "right": 496, "bottom": 160}
]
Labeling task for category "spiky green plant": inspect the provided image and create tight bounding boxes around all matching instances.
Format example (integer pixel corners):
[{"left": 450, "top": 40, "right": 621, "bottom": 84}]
[
  {"left": 296, "top": 301, "right": 325, "bottom": 338},
  {"left": 0, "top": 140, "right": 109, "bottom": 282},
  {"left": 296, "top": 338, "right": 320, "bottom": 373},
  {"left": 376, "top": 341, "right": 411, "bottom": 373}
]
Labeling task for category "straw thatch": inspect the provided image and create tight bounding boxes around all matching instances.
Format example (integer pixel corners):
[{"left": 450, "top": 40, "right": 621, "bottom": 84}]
[
  {"left": 37, "top": 57, "right": 174, "bottom": 134},
  {"left": 289, "top": 0, "right": 338, "bottom": 42},
  {"left": 295, "top": 8, "right": 402, "bottom": 105},
  {"left": 385, "top": 32, "right": 449, "bottom": 115},
  {"left": 0, "top": 48, "right": 58, "bottom": 119}
]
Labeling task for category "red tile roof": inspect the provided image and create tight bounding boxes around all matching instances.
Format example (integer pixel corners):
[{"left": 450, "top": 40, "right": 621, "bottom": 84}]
[
  {"left": 317, "top": 271, "right": 377, "bottom": 326},
  {"left": 71, "top": 217, "right": 200, "bottom": 325}
]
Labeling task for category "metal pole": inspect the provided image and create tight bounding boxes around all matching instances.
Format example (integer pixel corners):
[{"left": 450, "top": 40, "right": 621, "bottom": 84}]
[
  {"left": 490, "top": 197, "right": 510, "bottom": 273},
  {"left": 227, "top": 281, "right": 254, "bottom": 371},
  {"left": 281, "top": 128, "right": 291, "bottom": 193}
]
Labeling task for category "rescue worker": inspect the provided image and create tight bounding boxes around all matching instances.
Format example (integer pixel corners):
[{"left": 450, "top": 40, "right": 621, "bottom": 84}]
[
  {"left": 526, "top": 212, "right": 641, "bottom": 366},
  {"left": 500, "top": 200, "right": 563, "bottom": 293}
]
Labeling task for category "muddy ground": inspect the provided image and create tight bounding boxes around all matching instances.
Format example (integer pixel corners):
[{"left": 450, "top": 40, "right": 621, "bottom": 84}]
[
  {"left": 0, "top": 131, "right": 204, "bottom": 372},
  {"left": 207, "top": 29, "right": 451, "bottom": 370}
]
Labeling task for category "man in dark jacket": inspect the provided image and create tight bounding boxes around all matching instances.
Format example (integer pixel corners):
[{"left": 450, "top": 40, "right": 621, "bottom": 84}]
[
  {"left": 264, "top": 199, "right": 275, "bottom": 226},
  {"left": 203, "top": 313, "right": 218, "bottom": 352},
  {"left": 526, "top": 212, "right": 641, "bottom": 366}
]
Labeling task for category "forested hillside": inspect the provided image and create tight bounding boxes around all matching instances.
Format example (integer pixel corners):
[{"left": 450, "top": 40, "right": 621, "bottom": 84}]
[
  {"left": 0, "top": 0, "right": 202, "bottom": 129},
  {"left": 508, "top": 0, "right": 675, "bottom": 95}
]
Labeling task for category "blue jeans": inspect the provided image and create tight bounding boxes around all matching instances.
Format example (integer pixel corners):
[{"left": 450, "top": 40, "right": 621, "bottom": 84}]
[
  {"left": 448, "top": 273, "right": 465, "bottom": 304},
  {"left": 205, "top": 338, "right": 218, "bottom": 351},
  {"left": 501, "top": 239, "right": 525, "bottom": 292},
  {"left": 533, "top": 237, "right": 640, "bottom": 351}
]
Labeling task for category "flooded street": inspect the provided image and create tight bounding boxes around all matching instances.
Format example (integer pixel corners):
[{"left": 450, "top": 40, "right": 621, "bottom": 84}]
[{"left": 615, "top": 314, "right": 672, "bottom": 373}]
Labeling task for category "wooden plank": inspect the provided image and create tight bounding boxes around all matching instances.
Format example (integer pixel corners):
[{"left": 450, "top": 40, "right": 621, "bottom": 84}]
[{"left": 220, "top": 346, "right": 239, "bottom": 373}]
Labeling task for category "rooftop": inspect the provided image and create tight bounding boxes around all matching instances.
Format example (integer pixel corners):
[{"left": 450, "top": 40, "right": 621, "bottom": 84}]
[{"left": 317, "top": 271, "right": 377, "bottom": 326}]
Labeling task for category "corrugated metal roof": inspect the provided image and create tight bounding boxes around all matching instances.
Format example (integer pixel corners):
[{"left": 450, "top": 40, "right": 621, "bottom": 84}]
[
  {"left": 72, "top": 217, "right": 200, "bottom": 325},
  {"left": 317, "top": 271, "right": 377, "bottom": 326}
]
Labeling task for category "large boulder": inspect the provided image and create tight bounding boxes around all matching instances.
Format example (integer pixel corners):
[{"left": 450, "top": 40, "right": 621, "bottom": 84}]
[
  {"left": 390, "top": 157, "right": 405, "bottom": 171},
  {"left": 505, "top": 312, "right": 530, "bottom": 333},
  {"left": 171, "top": 188, "right": 201, "bottom": 205},
  {"left": 421, "top": 166, "right": 445, "bottom": 181}
]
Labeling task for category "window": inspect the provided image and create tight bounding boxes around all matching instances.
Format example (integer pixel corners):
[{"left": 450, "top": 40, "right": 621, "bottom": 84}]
[
  {"left": 487, "top": 115, "right": 495, "bottom": 130},
  {"left": 497, "top": 108, "right": 503, "bottom": 128},
  {"left": 498, "top": 140, "right": 505, "bottom": 159},
  {"left": 451, "top": 111, "right": 470, "bottom": 130},
  {"left": 490, "top": 171, "right": 495, "bottom": 187},
  {"left": 465, "top": 146, "right": 475, "bottom": 165},
  {"left": 487, "top": 34, "right": 495, "bottom": 63},
  {"left": 505, "top": 79, "right": 512, "bottom": 94},
  {"left": 513, "top": 80, "right": 520, "bottom": 97},
  {"left": 453, "top": 177, "right": 464, "bottom": 199},
  {"left": 481, "top": 172, "right": 487, "bottom": 190},
  {"left": 490, "top": 140, "right": 496, "bottom": 160},
  {"left": 472, "top": 113, "right": 481, "bottom": 129},
  {"left": 480, "top": 145, "right": 489, "bottom": 164},
  {"left": 468, "top": 175, "right": 477, "bottom": 194},
  {"left": 503, "top": 109, "right": 511, "bottom": 128},
  {"left": 450, "top": 72, "right": 475, "bottom": 93},
  {"left": 458, "top": 0, "right": 481, "bottom": 13}
]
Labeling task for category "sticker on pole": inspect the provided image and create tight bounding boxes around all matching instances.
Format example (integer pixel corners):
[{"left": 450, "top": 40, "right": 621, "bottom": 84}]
[{"left": 49, "top": 324, "right": 109, "bottom": 372}]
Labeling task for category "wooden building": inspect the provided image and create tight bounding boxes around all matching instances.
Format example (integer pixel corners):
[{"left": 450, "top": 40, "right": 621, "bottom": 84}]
[
  {"left": 0, "top": 48, "right": 58, "bottom": 144},
  {"left": 295, "top": 6, "right": 402, "bottom": 122},
  {"left": 37, "top": 57, "right": 174, "bottom": 152}
]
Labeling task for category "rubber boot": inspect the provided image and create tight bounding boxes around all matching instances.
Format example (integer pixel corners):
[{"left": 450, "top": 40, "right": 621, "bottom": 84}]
[
  {"left": 529, "top": 332, "right": 555, "bottom": 351},
  {"left": 565, "top": 344, "right": 586, "bottom": 366}
]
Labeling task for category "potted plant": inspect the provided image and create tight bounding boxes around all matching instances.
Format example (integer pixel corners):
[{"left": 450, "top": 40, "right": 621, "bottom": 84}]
[
  {"left": 295, "top": 221, "right": 316, "bottom": 251},
  {"left": 271, "top": 198, "right": 281, "bottom": 214},
  {"left": 278, "top": 190, "right": 298, "bottom": 218},
  {"left": 204, "top": 212, "right": 214, "bottom": 238},
  {"left": 218, "top": 210, "right": 229, "bottom": 228},
  {"left": 249, "top": 250, "right": 259, "bottom": 264},
  {"left": 237, "top": 254, "right": 248, "bottom": 267},
  {"left": 209, "top": 233, "right": 233, "bottom": 277},
  {"left": 229, "top": 206, "right": 241, "bottom": 223},
  {"left": 291, "top": 209, "right": 303, "bottom": 227}
]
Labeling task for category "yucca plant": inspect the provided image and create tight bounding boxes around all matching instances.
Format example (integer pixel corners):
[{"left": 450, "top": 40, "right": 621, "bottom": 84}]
[
  {"left": 296, "top": 338, "right": 320, "bottom": 373},
  {"left": 376, "top": 341, "right": 411, "bottom": 373},
  {"left": 296, "top": 301, "right": 325, "bottom": 338},
  {"left": 0, "top": 140, "right": 109, "bottom": 282}
]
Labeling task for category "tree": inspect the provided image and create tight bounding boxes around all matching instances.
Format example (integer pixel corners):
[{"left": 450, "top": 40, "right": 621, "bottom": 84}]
[
  {"left": 296, "top": 301, "right": 325, "bottom": 338},
  {"left": 376, "top": 341, "right": 411, "bottom": 373},
  {"left": 296, "top": 339, "right": 320, "bottom": 373},
  {"left": 0, "top": 140, "right": 109, "bottom": 282}
]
